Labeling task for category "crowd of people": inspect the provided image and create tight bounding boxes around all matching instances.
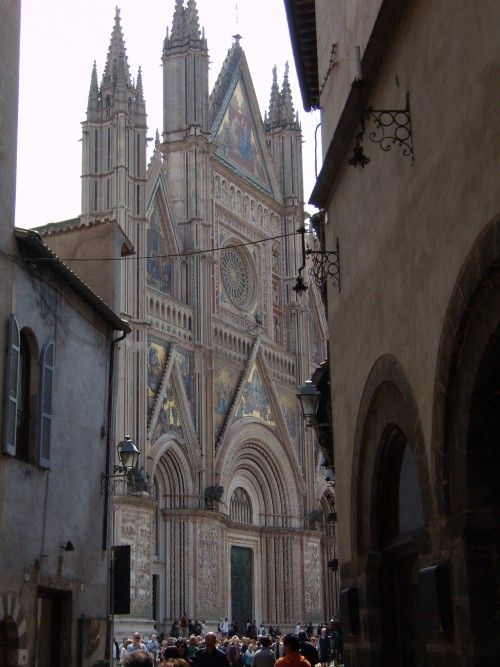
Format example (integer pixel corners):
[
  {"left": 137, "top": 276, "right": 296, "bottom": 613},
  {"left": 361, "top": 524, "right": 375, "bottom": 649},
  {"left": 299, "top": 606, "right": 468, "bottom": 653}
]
[{"left": 116, "top": 618, "right": 343, "bottom": 667}]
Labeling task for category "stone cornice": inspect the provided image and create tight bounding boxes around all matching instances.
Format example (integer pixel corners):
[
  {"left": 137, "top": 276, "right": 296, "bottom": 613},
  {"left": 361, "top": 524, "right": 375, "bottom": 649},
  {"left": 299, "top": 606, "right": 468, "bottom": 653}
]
[{"left": 113, "top": 494, "right": 157, "bottom": 510}]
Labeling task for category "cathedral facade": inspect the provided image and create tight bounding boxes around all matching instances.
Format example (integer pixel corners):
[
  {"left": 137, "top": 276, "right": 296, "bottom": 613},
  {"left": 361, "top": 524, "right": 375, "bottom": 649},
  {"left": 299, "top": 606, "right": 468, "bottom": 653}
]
[{"left": 43, "top": 2, "right": 334, "bottom": 636}]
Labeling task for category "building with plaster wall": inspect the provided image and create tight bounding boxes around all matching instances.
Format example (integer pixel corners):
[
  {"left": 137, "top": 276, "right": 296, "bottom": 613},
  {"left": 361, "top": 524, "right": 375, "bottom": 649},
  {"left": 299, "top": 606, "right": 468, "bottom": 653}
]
[{"left": 285, "top": 0, "right": 500, "bottom": 665}]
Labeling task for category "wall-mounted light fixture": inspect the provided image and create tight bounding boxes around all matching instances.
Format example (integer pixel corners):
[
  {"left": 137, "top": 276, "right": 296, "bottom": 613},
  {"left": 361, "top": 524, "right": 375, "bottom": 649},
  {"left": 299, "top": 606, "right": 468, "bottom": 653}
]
[
  {"left": 298, "top": 359, "right": 334, "bottom": 471},
  {"left": 293, "top": 223, "right": 341, "bottom": 295},
  {"left": 297, "top": 380, "right": 321, "bottom": 427},
  {"left": 101, "top": 435, "right": 140, "bottom": 494}
]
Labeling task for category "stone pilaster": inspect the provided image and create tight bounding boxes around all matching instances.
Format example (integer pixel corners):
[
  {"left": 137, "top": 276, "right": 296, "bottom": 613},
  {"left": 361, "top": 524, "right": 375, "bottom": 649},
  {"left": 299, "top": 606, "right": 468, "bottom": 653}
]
[{"left": 113, "top": 494, "right": 157, "bottom": 638}]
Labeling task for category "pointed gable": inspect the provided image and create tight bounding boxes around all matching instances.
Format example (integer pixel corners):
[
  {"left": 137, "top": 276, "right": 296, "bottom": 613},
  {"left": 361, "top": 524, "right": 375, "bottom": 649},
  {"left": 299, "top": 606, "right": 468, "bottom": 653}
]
[
  {"left": 210, "top": 41, "right": 281, "bottom": 200},
  {"left": 148, "top": 348, "right": 198, "bottom": 446},
  {"left": 214, "top": 79, "right": 272, "bottom": 193}
]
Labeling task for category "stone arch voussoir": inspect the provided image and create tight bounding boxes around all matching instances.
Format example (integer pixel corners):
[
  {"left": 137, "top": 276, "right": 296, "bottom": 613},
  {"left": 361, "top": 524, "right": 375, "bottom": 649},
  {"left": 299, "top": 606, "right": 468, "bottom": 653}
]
[
  {"left": 216, "top": 420, "right": 305, "bottom": 522},
  {"left": 148, "top": 435, "right": 197, "bottom": 497}
]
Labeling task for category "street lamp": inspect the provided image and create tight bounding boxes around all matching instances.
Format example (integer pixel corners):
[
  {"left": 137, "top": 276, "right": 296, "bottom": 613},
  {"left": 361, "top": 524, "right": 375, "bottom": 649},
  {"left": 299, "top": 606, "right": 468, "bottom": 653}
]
[
  {"left": 102, "top": 435, "right": 140, "bottom": 494},
  {"left": 116, "top": 435, "right": 140, "bottom": 471},
  {"left": 297, "top": 380, "right": 321, "bottom": 427}
]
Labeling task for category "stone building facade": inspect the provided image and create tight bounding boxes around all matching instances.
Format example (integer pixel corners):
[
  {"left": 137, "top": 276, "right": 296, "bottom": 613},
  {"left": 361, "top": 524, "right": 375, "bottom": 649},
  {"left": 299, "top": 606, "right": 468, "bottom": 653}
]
[
  {"left": 286, "top": 0, "right": 500, "bottom": 665},
  {"left": 1, "top": 4, "right": 132, "bottom": 665},
  {"left": 39, "top": 3, "right": 334, "bottom": 636}
]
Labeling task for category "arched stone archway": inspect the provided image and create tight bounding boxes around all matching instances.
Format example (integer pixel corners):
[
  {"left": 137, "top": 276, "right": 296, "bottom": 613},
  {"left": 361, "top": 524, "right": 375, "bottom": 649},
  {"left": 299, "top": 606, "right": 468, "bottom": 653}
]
[
  {"left": 348, "top": 355, "right": 431, "bottom": 667},
  {"left": 147, "top": 433, "right": 200, "bottom": 490},
  {"left": 352, "top": 355, "right": 431, "bottom": 556},
  {"left": 216, "top": 420, "right": 305, "bottom": 524},
  {"left": 216, "top": 421, "right": 308, "bottom": 627},
  {"left": 0, "top": 592, "right": 28, "bottom": 667},
  {"left": 149, "top": 436, "right": 197, "bottom": 625},
  {"left": 431, "top": 216, "right": 500, "bottom": 665}
]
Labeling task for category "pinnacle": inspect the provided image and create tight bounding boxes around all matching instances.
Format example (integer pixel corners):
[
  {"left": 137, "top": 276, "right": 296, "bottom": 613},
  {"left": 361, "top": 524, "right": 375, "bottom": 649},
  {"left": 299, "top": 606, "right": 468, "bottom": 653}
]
[
  {"left": 88, "top": 60, "right": 99, "bottom": 102},
  {"left": 166, "top": 0, "right": 205, "bottom": 47},
  {"left": 185, "top": 0, "right": 201, "bottom": 40},
  {"left": 280, "top": 61, "right": 296, "bottom": 127},
  {"left": 267, "top": 65, "right": 281, "bottom": 128},
  {"left": 170, "top": 0, "right": 186, "bottom": 43},
  {"left": 102, "top": 6, "right": 131, "bottom": 88},
  {"left": 136, "top": 66, "right": 144, "bottom": 100}
]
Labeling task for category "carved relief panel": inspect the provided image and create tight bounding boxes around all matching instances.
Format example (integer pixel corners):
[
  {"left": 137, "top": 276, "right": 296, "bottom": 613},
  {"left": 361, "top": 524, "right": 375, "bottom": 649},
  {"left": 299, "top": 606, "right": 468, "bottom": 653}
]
[
  {"left": 304, "top": 540, "right": 322, "bottom": 621},
  {"left": 197, "top": 522, "right": 227, "bottom": 620}
]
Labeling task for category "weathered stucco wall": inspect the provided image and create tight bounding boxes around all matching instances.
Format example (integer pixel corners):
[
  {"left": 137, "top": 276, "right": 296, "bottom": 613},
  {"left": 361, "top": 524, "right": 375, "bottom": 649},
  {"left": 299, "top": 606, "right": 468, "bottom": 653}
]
[
  {"left": 0, "top": 263, "right": 113, "bottom": 662},
  {"left": 41, "top": 220, "right": 132, "bottom": 312},
  {"left": 315, "top": 0, "right": 382, "bottom": 152},
  {"left": 321, "top": 0, "right": 500, "bottom": 562}
]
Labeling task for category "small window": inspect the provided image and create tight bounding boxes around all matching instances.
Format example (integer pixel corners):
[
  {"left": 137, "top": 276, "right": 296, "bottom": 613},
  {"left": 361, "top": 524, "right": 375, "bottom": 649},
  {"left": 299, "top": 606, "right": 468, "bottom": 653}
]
[
  {"left": 16, "top": 328, "right": 39, "bottom": 463},
  {"left": 230, "top": 487, "right": 253, "bottom": 524},
  {"left": 2, "top": 315, "right": 54, "bottom": 468}
]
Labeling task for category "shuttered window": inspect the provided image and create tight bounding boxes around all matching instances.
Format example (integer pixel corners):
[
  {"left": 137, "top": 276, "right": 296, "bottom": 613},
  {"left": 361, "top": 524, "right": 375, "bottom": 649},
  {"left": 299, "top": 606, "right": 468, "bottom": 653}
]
[
  {"left": 38, "top": 341, "right": 55, "bottom": 469},
  {"left": 3, "top": 314, "right": 20, "bottom": 456}
]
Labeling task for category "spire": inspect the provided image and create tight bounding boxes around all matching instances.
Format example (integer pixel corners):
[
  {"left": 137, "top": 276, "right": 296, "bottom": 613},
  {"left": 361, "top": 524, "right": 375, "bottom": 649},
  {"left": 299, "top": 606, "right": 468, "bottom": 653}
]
[
  {"left": 185, "top": 0, "right": 200, "bottom": 39},
  {"left": 88, "top": 60, "right": 99, "bottom": 108},
  {"left": 136, "top": 66, "right": 144, "bottom": 100},
  {"left": 280, "top": 61, "right": 296, "bottom": 127},
  {"left": 267, "top": 65, "right": 281, "bottom": 128},
  {"left": 170, "top": 0, "right": 186, "bottom": 43},
  {"left": 102, "top": 7, "right": 130, "bottom": 87}
]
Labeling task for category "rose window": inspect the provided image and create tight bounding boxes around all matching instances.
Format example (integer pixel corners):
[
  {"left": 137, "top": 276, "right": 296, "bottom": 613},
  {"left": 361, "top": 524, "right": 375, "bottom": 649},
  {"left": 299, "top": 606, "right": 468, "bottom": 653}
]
[{"left": 220, "top": 246, "right": 253, "bottom": 308}]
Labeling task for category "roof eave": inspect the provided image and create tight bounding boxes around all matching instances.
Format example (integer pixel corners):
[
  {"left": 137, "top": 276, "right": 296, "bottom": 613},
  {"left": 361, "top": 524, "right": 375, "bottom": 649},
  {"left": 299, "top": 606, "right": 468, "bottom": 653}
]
[
  {"left": 283, "top": 0, "right": 319, "bottom": 112},
  {"left": 14, "top": 228, "right": 131, "bottom": 334}
]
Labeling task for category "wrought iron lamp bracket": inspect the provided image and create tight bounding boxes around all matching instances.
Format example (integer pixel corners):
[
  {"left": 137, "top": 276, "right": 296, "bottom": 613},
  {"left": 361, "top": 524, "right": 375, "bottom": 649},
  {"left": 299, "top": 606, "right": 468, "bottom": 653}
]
[
  {"left": 292, "top": 226, "right": 341, "bottom": 294},
  {"left": 101, "top": 467, "right": 128, "bottom": 495},
  {"left": 349, "top": 92, "right": 414, "bottom": 166},
  {"left": 306, "top": 238, "right": 341, "bottom": 293}
]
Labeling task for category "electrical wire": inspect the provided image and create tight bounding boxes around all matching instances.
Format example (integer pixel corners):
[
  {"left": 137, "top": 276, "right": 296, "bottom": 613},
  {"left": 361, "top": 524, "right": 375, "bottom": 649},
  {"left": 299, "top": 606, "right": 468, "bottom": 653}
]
[{"left": 0, "top": 229, "right": 300, "bottom": 263}]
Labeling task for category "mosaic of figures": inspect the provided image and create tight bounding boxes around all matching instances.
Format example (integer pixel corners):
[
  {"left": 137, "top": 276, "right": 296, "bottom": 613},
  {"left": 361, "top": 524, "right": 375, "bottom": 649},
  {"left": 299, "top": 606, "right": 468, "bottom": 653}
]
[
  {"left": 147, "top": 205, "right": 174, "bottom": 296},
  {"left": 153, "top": 383, "right": 184, "bottom": 441},
  {"left": 147, "top": 335, "right": 195, "bottom": 439},
  {"left": 235, "top": 364, "right": 274, "bottom": 425},
  {"left": 214, "top": 366, "right": 241, "bottom": 437},
  {"left": 215, "top": 80, "right": 270, "bottom": 192},
  {"left": 176, "top": 348, "right": 194, "bottom": 409},
  {"left": 147, "top": 338, "right": 170, "bottom": 416},
  {"left": 279, "top": 392, "right": 298, "bottom": 440}
]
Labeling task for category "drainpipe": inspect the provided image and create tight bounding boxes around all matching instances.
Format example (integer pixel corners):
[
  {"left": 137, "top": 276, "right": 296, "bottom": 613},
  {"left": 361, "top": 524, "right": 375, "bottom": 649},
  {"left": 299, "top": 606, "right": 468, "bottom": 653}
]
[
  {"left": 103, "top": 327, "right": 129, "bottom": 666},
  {"left": 102, "top": 327, "right": 128, "bottom": 551}
]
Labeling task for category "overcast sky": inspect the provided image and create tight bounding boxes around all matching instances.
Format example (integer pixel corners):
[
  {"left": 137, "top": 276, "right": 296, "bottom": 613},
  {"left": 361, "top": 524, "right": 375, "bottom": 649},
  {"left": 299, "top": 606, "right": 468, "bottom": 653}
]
[{"left": 16, "top": 0, "right": 320, "bottom": 228}]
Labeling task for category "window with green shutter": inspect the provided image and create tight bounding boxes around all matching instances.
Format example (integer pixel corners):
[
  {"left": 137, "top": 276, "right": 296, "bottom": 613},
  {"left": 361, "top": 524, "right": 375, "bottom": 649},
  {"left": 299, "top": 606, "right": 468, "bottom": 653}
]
[
  {"left": 3, "top": 314, "right": 20, "bottom": 456},
  {"left": 38, "top": 341, "right": 55, "bottom": 469}
]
